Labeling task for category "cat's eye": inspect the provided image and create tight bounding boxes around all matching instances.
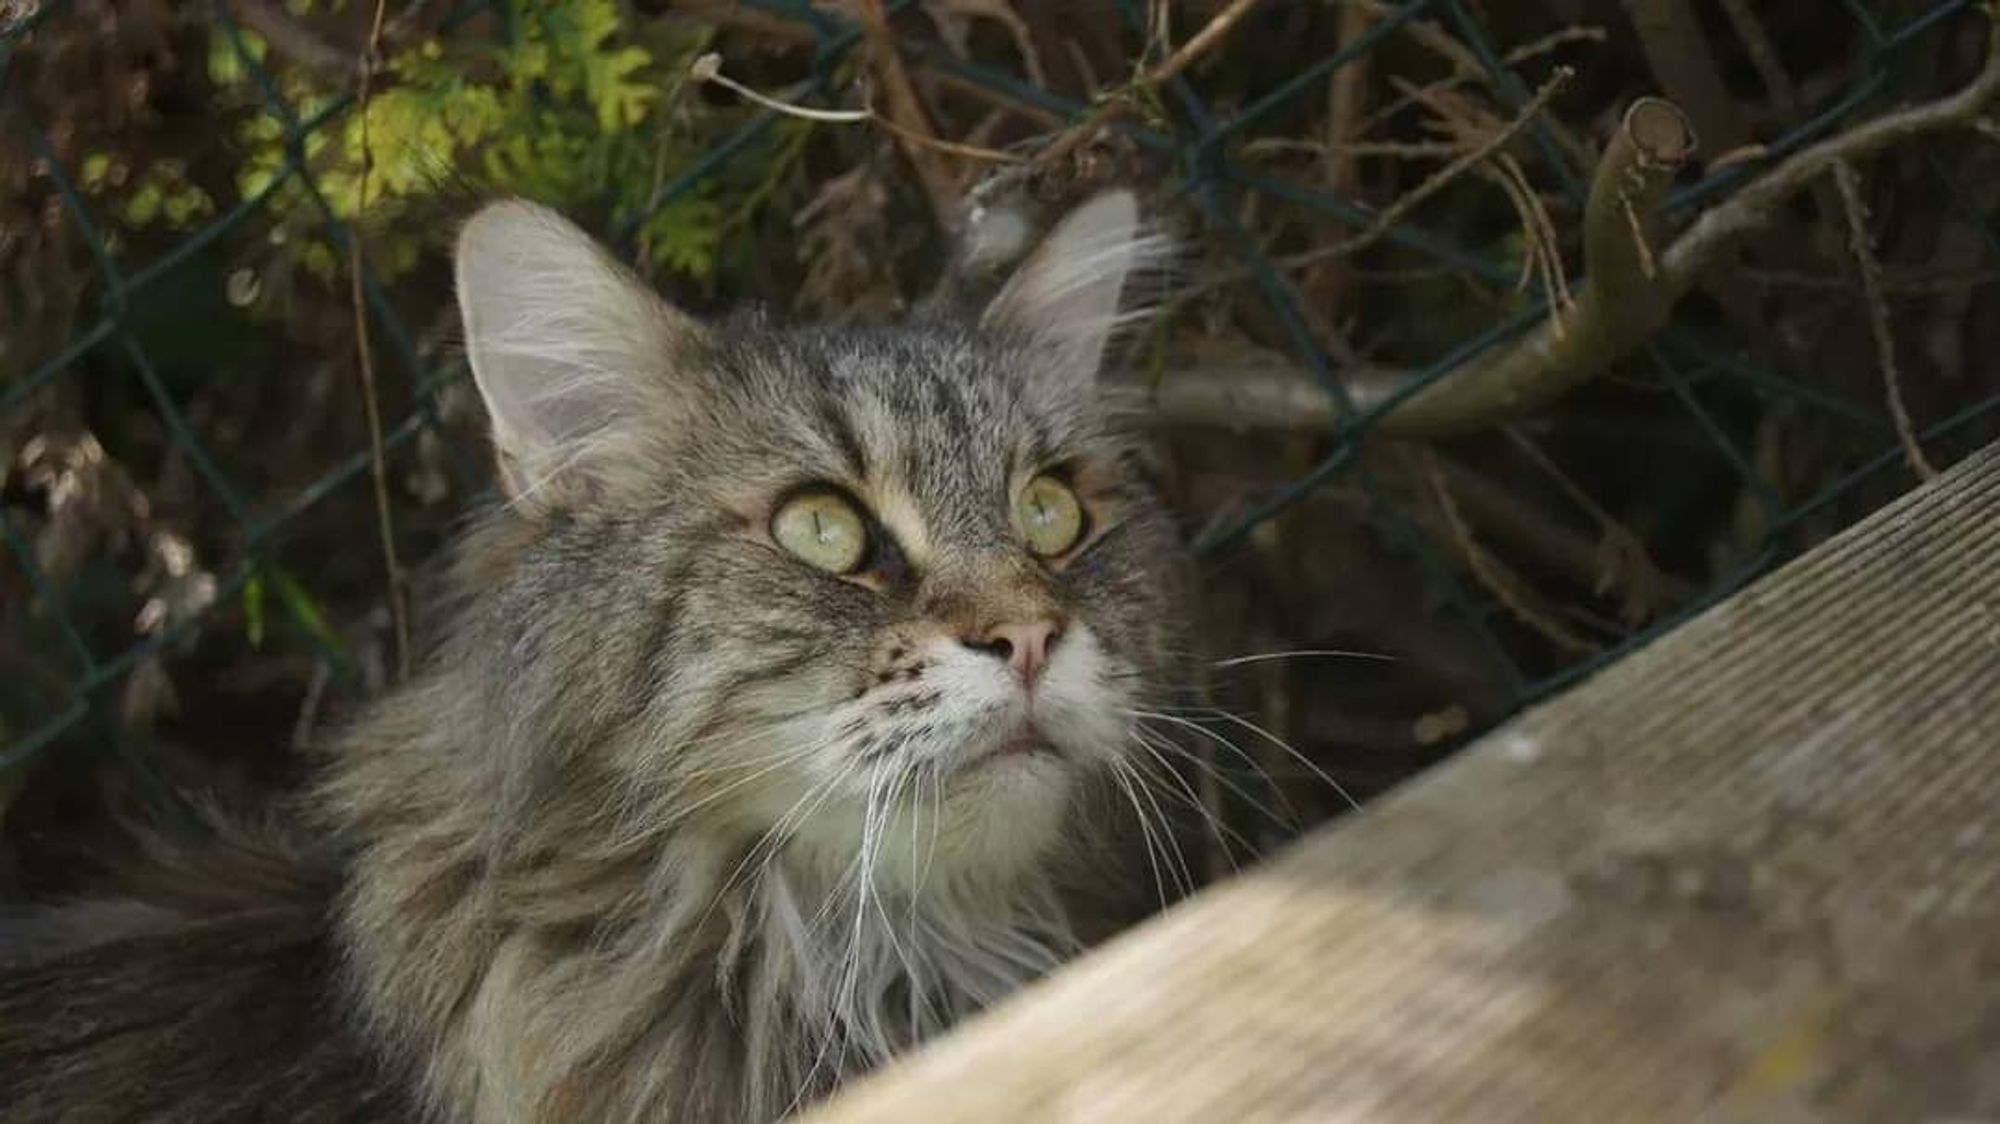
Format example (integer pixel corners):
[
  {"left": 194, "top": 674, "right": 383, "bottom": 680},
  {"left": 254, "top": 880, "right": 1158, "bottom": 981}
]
[
  {"left": 771, "top": 490, "right": 869, "bottom": 574},
  {"left": 1016, "top": 474, "right": 1086, "bottom": 557}
]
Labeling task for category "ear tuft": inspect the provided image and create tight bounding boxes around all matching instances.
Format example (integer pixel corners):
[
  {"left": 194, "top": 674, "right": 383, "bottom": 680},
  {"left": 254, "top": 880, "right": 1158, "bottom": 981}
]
[
  {"left": 455, "top": 201, "right": 702, "bottom": 513},
  {"left": 981, "top": 190, "right": 1169, "bottom": 384}
]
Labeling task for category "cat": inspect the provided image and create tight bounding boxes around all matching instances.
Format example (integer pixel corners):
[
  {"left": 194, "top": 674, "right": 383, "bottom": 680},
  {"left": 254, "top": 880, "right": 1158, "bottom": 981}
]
[{"left": 0, "top": 188, "right": 1197, "bottom": 1123}]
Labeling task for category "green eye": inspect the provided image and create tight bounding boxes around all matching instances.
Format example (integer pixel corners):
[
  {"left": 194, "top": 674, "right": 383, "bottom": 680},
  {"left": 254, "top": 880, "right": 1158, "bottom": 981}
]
[
  {"left": 772, "top": 490, "right": 869, "bottom": 574},
  {"left": 1017, "top": 474, "right": 1086, "bottom": 557}
]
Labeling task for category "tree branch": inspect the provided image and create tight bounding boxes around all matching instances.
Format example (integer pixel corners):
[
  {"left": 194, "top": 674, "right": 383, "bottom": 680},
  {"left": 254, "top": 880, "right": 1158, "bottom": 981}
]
[
  {"left": 1833, "top": 160, "right": 1939, "bottom": 482},
  {"left": 1273, "top": 67, "right": 1576, "bottom": 274},
  {"left": 1355, "top": 95, "right": 1694, "bottom": 432},
  {"left": 349, "top": 0, "right": 412, "bottom": 682},
  {"left": 1152, "top": 7, "right": 2000, "bottom": 436},
  {"left": 1663, "top": 10, "right": 2000, "bottom": 291},
  {"left": 1029, "top": 0, "right": 1266, "bottom": 170},
  {"left": 852, "top": 0, "right": 961, "bottom": 223}
]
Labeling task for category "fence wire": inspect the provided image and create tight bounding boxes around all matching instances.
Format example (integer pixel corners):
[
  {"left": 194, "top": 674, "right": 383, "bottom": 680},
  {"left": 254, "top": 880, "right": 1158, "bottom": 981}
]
[{"left": 3, "top": 0, "right": 1998, "bottom": 795}]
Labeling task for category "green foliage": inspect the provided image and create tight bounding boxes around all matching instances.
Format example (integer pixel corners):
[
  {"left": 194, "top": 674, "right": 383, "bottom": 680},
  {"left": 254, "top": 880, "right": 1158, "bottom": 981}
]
[
  {"left": 207, "top": 0, "right": 766, "bottom": 288},
  {"left": 243, "top": 565, "right": 348, "bottom": 667},
  {"left": 241, "top": 569, "right": 266, "bottom": 650},
  {"left": 76, "top": 151, "right": 216, "bottom": 234}
]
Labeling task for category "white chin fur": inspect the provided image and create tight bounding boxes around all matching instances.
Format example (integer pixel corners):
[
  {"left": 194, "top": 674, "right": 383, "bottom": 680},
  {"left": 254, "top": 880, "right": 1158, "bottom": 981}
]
[{"left": 793, "top": 757, "right": 1074, "bottom": 895}]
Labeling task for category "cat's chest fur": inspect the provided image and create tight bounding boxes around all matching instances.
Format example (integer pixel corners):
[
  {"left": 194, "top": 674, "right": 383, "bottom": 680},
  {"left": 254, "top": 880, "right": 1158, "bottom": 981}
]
[{"left": 354, "top": 824, "right": 1083, "bottom": 1124}]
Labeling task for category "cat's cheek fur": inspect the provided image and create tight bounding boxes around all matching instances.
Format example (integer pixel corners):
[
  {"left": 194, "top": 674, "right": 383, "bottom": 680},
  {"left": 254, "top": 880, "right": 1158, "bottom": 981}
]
[{"left": 1027, "top": 624, "right": 1130, "bottom": 764}]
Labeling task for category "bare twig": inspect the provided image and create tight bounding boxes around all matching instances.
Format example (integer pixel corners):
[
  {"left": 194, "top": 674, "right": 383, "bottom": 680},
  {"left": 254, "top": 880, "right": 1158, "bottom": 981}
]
[
  {"left": 291, "top": 659, "right": 333, "bottom": 752},
  {"left": 1309, "top": 68, "right": 1574, "bottom": 267},
  {"left": 853, "top": 0, "right": 960, "bottom": 221},
  {"left": 1346, "top": 0, "right": 1598, "bottom": 168},
  {"left": 690, "top": 54, "right": 1022, "bottom": 165},
  {"left": 1150, "top": 0, "right": 1264, "bottom": 87},
  {"left": 1323, "top": 1, "right": 1374, "bottom": 198},
  {"left": 1421, "top": 452, "right": 1600, "bottom": 656},
  {"left": 868, "top": 115, "right": 1024, "bottom": 164},
  {"left": 1243, "top": 137, "right": 1464, "bottom": 160},
  {"left": 1350, "top": 21, "right": 1603, "bottom": 153},
  {"left": 1641, "top": 0, "right": 1844, "bottom": 347},
  {"left": 921, "top": 0, "right": 1048, "bottom": 88},
  {"left": 1500, "top": 427, "right": 1688, "bottom": 622},
  {"left": 1486, "top": 133, "right": 1573, "bottom": 300},
  {"left": 689, "top": 54, "right": 867, "bottom": 122},
  {"left": 1349, "top": 0, "right": 1482, "bottom": 77},
  {"left": 1420, "top": 444, "right": 1697, "bottom": 617},
  {"left": 1162, "top": 65, "right": 1576, "bottom": 318},
  {"left": 1832, "top": 161, "right": 1939, "bottom": 482},
  {"left": 1307, "top": 0, "right": 1376, "bottom": 315},
  {"left": 350, "top": 0, "right": 412, "bottom": 682},
  {"left": 1341, "top": 75, "right": 1577, "bottom": 285},
  {"left": 1715, "top": 0, "right": 1803, "bottom": 118},
  {"left": 1138, "top": 364, "right": 1349, "bottom": 434},
  {"left": 1029, "top": 0, "right": 1266, "bottom": 170}
]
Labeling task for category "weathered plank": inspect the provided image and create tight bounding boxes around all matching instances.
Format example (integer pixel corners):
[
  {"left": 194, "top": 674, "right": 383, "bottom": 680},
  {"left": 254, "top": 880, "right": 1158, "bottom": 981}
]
[{"left": 806, "top": 440, "right": 2000, "bottom": 1123}]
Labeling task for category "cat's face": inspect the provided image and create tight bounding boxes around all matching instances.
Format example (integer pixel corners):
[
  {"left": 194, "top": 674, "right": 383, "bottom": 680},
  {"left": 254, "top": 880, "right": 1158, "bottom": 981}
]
[{"left": 452, "top": 195, "right": 1186, "bottom": 890}]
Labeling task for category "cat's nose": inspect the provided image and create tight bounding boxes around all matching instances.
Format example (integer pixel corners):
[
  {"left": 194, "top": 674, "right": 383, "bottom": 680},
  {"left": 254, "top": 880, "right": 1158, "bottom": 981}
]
[{"left": 966, "top": 618, "right": 1064, "bottom": 685}]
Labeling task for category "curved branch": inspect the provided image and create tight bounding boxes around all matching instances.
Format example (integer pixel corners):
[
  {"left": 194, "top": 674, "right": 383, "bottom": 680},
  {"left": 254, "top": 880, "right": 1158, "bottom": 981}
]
[
  {"left": 1662, "top": 13, "right": 2000, "bottom": 289},
  {"left": 1338, "top": 96, "right": 1694, "bottom": 434},
  {"left": 1154, "top": 6, "right": 2000, "bottom": 436}
]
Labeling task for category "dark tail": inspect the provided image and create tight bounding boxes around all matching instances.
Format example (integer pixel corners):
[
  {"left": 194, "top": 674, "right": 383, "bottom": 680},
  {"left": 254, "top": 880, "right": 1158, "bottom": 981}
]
[{"left": 0, "top": 807, "right": 411, "bottom": 1124}]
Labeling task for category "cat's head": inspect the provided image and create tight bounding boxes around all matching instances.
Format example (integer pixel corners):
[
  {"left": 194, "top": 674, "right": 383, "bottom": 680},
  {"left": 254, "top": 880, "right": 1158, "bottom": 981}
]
[{"left": 447, "top": 193, "right": 1187, "bottom": 892}]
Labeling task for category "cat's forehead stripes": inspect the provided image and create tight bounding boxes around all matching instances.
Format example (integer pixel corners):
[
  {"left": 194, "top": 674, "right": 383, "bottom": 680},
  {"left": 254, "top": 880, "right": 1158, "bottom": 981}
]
[{"left": 813, "top": 332, "right": 1023, "bottom": 564}]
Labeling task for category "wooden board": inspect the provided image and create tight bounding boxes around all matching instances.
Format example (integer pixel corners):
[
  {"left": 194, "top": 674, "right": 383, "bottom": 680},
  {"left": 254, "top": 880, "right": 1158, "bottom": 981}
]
[{"left": 804, "top": 441, "right": 2000, "bottom": 1123}]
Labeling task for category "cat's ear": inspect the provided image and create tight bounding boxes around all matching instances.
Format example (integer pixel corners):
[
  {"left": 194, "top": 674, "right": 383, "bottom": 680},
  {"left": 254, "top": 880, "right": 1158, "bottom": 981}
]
[
  {"left": 981, "top": 190, "right": 1163, "bottom": 384},
  {"left": 455, "top": 200, "right": 703, "bottom": 514}
]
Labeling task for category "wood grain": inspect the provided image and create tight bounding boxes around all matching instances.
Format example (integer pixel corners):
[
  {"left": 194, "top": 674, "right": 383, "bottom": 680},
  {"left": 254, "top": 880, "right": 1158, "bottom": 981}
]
[{"left": 806, "top": 440, "right": 2000, "bottom": 1123}]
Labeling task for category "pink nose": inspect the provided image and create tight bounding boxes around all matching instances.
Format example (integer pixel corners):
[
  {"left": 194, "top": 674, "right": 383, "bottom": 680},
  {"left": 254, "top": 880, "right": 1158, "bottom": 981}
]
[{"left": 969, "top": 618, "right": 1064, "bottom": 684}]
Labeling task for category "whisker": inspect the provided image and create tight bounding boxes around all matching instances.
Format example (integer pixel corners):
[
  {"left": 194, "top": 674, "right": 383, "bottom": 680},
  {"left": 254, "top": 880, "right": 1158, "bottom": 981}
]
[
  {"left": 1127, "top": 713, "right": 1308, "bottom": 831},
  {"left": 605, "top": 739, "right": 833, "bottom": 851},
  {"left": 1104, "top": 758, "right": 1179, "bottom": 907},
  {"left": 907, "top": 761, "right": 944, "bottom": 926},
  {"left": 1187, "top": 706, "right": 1362, "bottom": 813},
  {"left": 1110, "top": 753, "right": 1197, "bottom": 898},
  {"left": 1210, "top": 648, "right": 1397, "bottom": 669},
  {"left": 1127, "top": 729, "right": 1270, "bottom": 858},
  {"left": 694, "top": 752, "right": 856, "bottom": 937}
]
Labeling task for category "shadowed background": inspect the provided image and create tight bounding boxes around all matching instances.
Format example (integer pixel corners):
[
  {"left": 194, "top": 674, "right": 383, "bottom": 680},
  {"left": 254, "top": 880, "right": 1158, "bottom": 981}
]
[{"left": 4, "top": 0, "right": 1998, "bottom": 888}]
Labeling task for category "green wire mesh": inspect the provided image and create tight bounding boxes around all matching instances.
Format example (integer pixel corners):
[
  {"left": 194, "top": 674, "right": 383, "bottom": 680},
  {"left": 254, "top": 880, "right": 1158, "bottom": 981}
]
[{"left": 3, "top": 0, "right": 1997, "bottom": 789}]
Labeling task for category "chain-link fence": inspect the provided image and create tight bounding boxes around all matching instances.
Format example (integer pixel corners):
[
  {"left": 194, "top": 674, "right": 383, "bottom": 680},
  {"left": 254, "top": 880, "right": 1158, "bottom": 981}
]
[{"left": 4, "top": 0, "right": 1997, "bottom": 818}]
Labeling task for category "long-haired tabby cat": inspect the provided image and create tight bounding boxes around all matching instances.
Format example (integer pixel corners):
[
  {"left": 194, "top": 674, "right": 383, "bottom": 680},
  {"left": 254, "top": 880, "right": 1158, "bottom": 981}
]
[{"left": 0, "top": 189, "right": 1195, "bottom": 1122}]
